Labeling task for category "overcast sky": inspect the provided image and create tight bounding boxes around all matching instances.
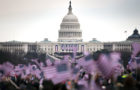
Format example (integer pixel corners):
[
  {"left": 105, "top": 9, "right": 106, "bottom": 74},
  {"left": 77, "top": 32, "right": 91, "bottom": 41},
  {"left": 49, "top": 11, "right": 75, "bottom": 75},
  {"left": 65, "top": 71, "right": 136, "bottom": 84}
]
[{"left": 0, "top": 0, "right": 140, "bottom": 42}]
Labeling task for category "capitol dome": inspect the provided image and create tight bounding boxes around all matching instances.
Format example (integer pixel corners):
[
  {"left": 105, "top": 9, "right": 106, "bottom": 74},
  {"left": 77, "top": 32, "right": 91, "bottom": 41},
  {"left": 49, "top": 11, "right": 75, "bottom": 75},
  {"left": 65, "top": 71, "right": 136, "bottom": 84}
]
[
  {"left": 62, "top": 1, "right": 78, "bottom": 23},
  {"left": 62, "top": 13, "right": 78, "bottom": 22},
  {"left": 58, "top": 1, "right": 82, "bottom": 42}
]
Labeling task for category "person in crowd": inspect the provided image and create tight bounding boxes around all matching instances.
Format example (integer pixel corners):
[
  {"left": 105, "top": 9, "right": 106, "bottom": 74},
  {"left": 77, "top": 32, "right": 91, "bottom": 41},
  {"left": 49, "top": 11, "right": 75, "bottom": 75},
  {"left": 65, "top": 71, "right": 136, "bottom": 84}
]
[{"left": 42, "top": 80, "right": 54, "bottom": 90}]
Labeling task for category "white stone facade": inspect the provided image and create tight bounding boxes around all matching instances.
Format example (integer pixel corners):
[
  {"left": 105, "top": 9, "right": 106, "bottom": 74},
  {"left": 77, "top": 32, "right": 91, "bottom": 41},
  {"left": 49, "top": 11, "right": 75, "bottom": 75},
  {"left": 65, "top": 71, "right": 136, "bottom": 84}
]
[
  {"left": 104, "top": 41, "right": 132, "bottom": 52},
  {"left": 0, "top": 1, "right": 139, "bottom": 56},
  {"left": 58, "top": 1, "right": 82, "bottom": 42},
  {"left": 0, "top": 41, "right": 28, "bottom": 54}
]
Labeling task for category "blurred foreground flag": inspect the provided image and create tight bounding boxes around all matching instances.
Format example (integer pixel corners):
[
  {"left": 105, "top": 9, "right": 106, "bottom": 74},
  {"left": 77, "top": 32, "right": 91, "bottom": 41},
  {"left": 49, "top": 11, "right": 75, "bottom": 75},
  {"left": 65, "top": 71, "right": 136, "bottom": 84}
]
[
  {"left": 131, "top": 42, "right": 140, "bottom": 58},
  {"left": 71, "top": 65, "right": 80, "bottom": 80},
  {"left": 127, "top": 57, "right": 140, "bottom": 70},
  {"left": 97, "top": 52, "right": 122, "bottom": 79},
  {"left": 52, "top": 62, "right": 71, "bottom": 84},
  {"left": 127, "top": 59, "right": 137, "bottom": 70},
  {"left": 46, "top": 59, "right": 53, "bottom": 66},
  {"left": 97, "top": 54, "right": 112, "bottom": 78},
  {"left": 15, "top": 64, "right": 25, "bottom": 71},
  {"left": 43, "top": 66, "right": 56, "bottom": 79},
  {"left": 77, "top": 54, "right": 94, "bottom": 67},
  {"left": 0, "top": 62, "right": 14, "bottom": 75}
]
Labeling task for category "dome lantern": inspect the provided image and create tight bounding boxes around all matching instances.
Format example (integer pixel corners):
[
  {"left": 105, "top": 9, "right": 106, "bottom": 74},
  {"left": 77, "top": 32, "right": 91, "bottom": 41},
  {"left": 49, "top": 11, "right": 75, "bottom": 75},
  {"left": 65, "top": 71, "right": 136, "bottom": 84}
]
[{"left": 68, "top": 1, "right": 72, "bottom": 15}]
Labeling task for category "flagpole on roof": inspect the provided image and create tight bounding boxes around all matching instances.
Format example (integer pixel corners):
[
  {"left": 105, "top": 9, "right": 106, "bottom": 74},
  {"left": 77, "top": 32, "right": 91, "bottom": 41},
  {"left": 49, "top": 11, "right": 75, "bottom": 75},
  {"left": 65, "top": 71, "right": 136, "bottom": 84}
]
[{"left": 124, "top": 30, "right": 127, "bottom": 40}]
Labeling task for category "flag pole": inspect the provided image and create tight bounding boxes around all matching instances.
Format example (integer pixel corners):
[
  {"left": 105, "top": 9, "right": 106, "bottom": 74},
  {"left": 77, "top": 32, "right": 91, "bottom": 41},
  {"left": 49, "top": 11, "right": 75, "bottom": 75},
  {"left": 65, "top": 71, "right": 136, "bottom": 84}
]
[{"left": 124, "top": 31, "right": 127, "bottom": 40}]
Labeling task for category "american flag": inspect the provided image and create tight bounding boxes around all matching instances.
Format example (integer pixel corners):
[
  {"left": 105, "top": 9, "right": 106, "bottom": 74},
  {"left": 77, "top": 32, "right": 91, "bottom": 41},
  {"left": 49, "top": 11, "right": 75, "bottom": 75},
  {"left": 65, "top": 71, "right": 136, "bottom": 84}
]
[
  {"left": 71, "top": 66, "right": 80, "bottom": 80},
  {"left": 96, "top": 52, "right": 122, "bottom": 79},
  {"left": 63, "top": 55, "right": 69, "bottom": 61},
  {"left": 10, "top": 71, "right": 16, "bottom": 76},
  {"left": 54, "top": 60, "right": 61, "bottom": 65},
  {"left": 52, "top": 62, "right": 71, "bottom": 84},
  {"left": 128, "top": 42, "right": 140, "bottom": 70},
  {"left": 40, "top": 62, "right": 45, "bottom": 68},
  {"left": 0, "top": 63, "right": 13, "bottom": 75},
  {"left": 77, "top": 80, "right": 88, "bottom": 88},
  {"left": 97, "top": 54, "right": 113, "bottom": 78},
  {"left": 33, "top": 69, "right": 42, "bottom": 79},
  {"left": 77, "top": 54, "right": 94, "bottom": 67},
  {"left": 128, "top": 57, "right": 140, "bottom": 70},
  {"left": 76, "top": 57, "right": 85, "bottom": 66},
  {"left": 4, "top": 62, "right": 14, "bottom": 69},
  {"left": 131, "top": 42, "right": 140, "bottom": 58},
  {"left": 25, "top": 67, "right": 31, "bottom": 75},
  {"left": 0, "top": 62, "right": 15, "bottom": 75},
  {"left": 84, "top": 64, "right": 96, "bottom": 74},
  {"left": 46, "top": 59, "right": 53, "bottom": 66},
  {"left": 31, "top": 59, "right": 40, "bottom": 67},
  {"left": 77, "top": 76, "right": 88, "bottom": 88},
  {"left": 15, "top": 64, "right": 29, "bottom": 76},
  {"left": 127, "top": 59, "right": 137, "bottom": 70},
  {"left": 29, "top": 64, "right": 38, "bottom": 75},
  {"left": 21, "top": 69, "right": 27, "bottom": 78},
  {"left": 43, "top": 66, "right": 56, "bottom": 79}
]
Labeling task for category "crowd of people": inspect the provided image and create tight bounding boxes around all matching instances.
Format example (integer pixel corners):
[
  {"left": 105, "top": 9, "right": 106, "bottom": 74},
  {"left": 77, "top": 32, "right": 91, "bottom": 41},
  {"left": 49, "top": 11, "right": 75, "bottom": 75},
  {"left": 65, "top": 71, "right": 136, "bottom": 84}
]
[
  {"left": 0, "top": 67, "right": 140, "bottom": 90},
  {"left": 0, "top": 42, "right": 140, "bottom": 90}
]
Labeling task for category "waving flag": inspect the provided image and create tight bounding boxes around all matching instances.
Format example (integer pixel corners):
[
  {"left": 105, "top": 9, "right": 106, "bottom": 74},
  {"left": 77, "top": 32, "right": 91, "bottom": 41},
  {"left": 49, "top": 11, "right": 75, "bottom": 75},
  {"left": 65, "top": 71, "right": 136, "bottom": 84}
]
[
  {"left": 77, "top": 79, "right": 88, "bottom": 88},
  {"left": 131, "top": 42, "right": 140, "bottom": 58},
  {"left": 31, "top": 59, "right": 40, "bottom": 67},
  {"left": 52, "top": 62, "right": 71, "bottom": 84},
  {"left": 76, "top": 57, "right": 85, "bottom": 66},
  {"left": 77, "top": 53, "right": 94, "bottom": 67},
  {"left": 97, "top": 54, "right": 112, "bottom": 78},
  {"left": 77, "top": 53, "right": 96, "bottom": 74},
  {"left": 10, "top": 71, "right": 16, "bottom": 76},
  {"left": 40, "top": 62, "right": 45, "bottom": 68},
  {"left": 128, "top": 57, "right": 140, "bottom": 70},
  {"left": 0, "top": 62, "right": 14, "bottom": 75},
  {"left": 63, "top": 55, "right": 69, "bottom": 61},
  {"left": 110, "top": 52, "right": 123, "bottom": 75},
  {"left": 127, "top": 59, "right": 137, "bottom": 70},
  {"left": 29, "top": 64, "right": 37, "bottom": 75},
  {"left": 4, "top": 62, "right": 14, "bottom": 69},
  {"left": 96, "top": 52, "right": 122, "bottom": 79},
  {"left": 46, "top": 59, "right": 53, "bottom": 66},
  {"left": 54, "top": 60, "right": 61, "bottom": 65},
  {"left": 34, "top": 69, "right": 42, "bottom": 79},
  {"left": 25, "top": 68, "right": 31, "bottom": 75},
  {"left": 71, "top": 65, "right": 80, "bottom": 80},
  {"left": 43, "top": 66, "right": 56, "bottom": 79}
]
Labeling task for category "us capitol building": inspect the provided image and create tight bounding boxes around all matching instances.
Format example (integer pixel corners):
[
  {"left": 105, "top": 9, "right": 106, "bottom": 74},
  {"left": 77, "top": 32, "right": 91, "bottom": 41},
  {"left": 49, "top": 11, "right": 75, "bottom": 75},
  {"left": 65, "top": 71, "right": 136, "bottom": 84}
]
[{"left": 0, "top": 1, "right": 140, "bottom": 58}]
